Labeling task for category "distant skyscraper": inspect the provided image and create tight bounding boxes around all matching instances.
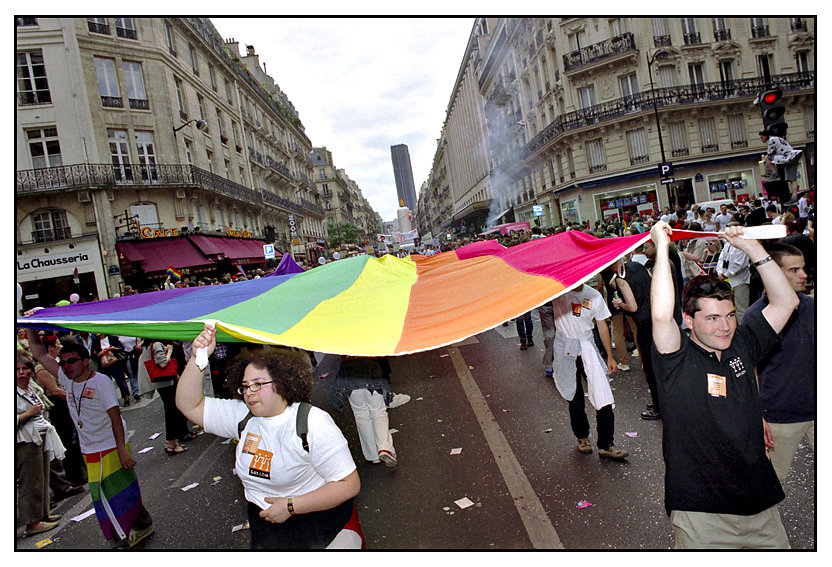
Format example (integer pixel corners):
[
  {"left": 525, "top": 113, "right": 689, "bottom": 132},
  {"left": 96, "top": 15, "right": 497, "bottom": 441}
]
[{"left": 390, "top": 144, "right": 417, "bottom": 212}]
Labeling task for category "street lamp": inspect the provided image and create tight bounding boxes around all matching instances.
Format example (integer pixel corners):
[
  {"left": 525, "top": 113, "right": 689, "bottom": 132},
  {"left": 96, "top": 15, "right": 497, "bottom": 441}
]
[
  {"left": 646, "top": 49, "right": 668, "bottom": 164},
  {"left": 173, "top": 118, "right": 208, "bottom": 137}
]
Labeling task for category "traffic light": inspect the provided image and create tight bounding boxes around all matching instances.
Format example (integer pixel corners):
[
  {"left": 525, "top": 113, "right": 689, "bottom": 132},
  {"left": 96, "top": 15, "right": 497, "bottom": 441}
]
[{"left": 759, "top": 88, "right": 787, "bottom": 137}]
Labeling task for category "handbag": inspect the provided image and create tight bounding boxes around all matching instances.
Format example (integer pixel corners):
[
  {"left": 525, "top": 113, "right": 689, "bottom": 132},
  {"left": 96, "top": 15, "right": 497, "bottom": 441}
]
[
  {"left": 144, "top": 357, "right": 179, "bottom": 382},
  {"left": 99, "top": 348, "right": 119, "bottom": 368}
]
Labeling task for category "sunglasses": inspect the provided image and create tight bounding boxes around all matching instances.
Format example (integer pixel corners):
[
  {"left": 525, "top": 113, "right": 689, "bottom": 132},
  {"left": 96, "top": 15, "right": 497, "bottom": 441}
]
[
  {"left": 58, "top": 357, "right": 83, "bottom": 367},
  {"left": 693, "top": 280, "right": 732, "bottom": 294}
]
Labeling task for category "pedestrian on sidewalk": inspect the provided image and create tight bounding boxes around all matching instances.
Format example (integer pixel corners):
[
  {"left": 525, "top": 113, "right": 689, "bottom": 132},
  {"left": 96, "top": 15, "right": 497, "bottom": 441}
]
[
  {"left": 26, "top": 330, "right": 155, "bottom": 548},
  {"left": 538, "top": 302, "right": 555, "bottom": 378},
  {"left": 176, "top": 323, "right": 363, "bottom": 549},
  {"left": 650, "top": 221, "right": 796, "bottom": 548},
  {"left": 137, "top": 340, "right": 191, "bottom": 455},
  {"left": 516, "top": 311, "right": 534, "bottom": 350},
  {"left": 551, "top": 285, "right": 628, "bottom": 461},
  {"left": 331, "top": 356, "right": 399, "bottom": 469},
  {"left": 16, "top": 353, "right": 66, "bottom": 537}
]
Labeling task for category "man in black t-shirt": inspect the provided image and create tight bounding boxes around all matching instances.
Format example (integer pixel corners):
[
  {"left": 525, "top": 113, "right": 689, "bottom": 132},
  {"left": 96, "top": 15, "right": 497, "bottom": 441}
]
[{"left": 650, "top": 221, "right": 798, "bottom": 549}]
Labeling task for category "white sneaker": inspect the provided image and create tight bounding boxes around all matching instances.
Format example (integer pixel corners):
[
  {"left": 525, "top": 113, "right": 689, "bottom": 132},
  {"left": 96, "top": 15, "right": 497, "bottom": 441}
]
[
  {"left": 631, "top": 349, "right": 639, "bottom": 358},
  {"left": 618, "top": 364, "right": 630, "bottom": 372},
  {"left": 378, "top": 450, "right": 397, "bottom": 469},
  {"left": 388, "top": 393, "right": 411, "bottom": 409}
]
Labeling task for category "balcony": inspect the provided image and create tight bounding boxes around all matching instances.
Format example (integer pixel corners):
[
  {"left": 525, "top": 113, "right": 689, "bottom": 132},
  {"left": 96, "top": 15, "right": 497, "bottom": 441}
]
[
  {"left": 751, "top": 24, "right": 770, "bottom": 38},
  {"left": 87, "top": 20, "right": 109, "bottom": 35},
  {"left": 683, "top": 32, "right": 702, "bottom": 45},
  {"left": 101, "top": 96, "right": 123, "bottom": 108},
  {"left": 713, "top": 28, "right": 731, "bottom": 41},
  {"left": 129, "top": 98, "right": 149, "bottom": 110},
  {"left": 791, "top": 19, "right": 807, "bottom": 33},
  {"left": 32, "top": 226, "right": 72, "bottom": 243},
  {"left": 653, "top": 35, "right": 671, "bottom": 47},
  {"left": 116, "top": 26, "right": 137, "bottom": 40},
  {"left": 563, "top": 32, "right": 636, "bottom": 72},
  {"left": 524, "top": 71, "right": 814, "bottom": 159}
]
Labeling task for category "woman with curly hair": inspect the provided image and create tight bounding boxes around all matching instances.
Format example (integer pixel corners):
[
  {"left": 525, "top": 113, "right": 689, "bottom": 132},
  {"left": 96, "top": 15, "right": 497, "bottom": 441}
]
[{"left": 176, "top": 324, "right": 362, "bottom": 549}]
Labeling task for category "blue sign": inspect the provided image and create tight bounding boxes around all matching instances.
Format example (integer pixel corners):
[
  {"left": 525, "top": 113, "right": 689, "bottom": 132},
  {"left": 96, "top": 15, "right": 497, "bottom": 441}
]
[
  {"left": 532, "top": 205, "right": 543, "bottom": 216},
  {"left": 263, "top": 244, "right": 275, "bottom": 259}
]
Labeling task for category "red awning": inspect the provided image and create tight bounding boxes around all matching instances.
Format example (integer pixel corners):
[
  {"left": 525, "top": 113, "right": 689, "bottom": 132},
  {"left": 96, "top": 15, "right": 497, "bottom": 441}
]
[
  {"left": 188, "top": 235, "right": 226, "bottom": 257},
  {"left": 116, "top": 238, "right": 214, "bottom": 273},
  {"left": 186, "top": 235, "right": 267, "bottom": 263}
]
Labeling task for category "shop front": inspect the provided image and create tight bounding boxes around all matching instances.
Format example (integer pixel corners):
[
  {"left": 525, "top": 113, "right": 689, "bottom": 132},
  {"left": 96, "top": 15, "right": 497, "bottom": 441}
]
[
  {"left": 16, "top": 235, "right": 107, "bottom": 310},
  {"left": 705, "top": 168, "right": 755, "bottom": 204},
  {"left": 595, "top": 186, "right": 659, "bottom": 223}
]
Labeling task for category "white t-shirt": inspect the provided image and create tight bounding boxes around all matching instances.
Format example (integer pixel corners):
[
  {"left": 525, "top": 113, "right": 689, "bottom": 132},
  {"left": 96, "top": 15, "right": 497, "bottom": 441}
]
[
  {"left": 714, "top": 213, "right": 733, "bottom": 230},
  {"left": 551, "top": 285, "right": 611, "bottom": 341},
  {"left": 203, "top": 399, "right": 356, "bottom": 511},
  {"left": 58, "top": 370, "right": 125, "bottom": 454}
]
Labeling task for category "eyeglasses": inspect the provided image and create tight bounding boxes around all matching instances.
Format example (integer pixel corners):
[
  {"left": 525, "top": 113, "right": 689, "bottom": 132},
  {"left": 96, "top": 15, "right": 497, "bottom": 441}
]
[
  {"left": 58, "top": 357, "right": 82, "bottom": 367},
  {"left": 693, "top": 280, "right": 732, "bottom": 294},
  {"left": 237, "top": 381, "right": 275, "bottom": 395}
]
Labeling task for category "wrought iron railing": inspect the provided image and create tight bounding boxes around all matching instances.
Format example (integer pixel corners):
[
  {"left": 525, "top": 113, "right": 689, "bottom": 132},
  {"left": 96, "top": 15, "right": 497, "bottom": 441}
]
[
  {"left": 32, "top": 227, "right": 72, "bottom": 243},
  {"left": 524, "top": 71, "right": 814, "bottom": 158},
  {"left": 653, "top": 35, "right": 671, "bottom": 47},
  {"left": 563, "top": 32, "right": 636, "bottom": 71},
  {"left": 751, "top": 25, "right": 770, "bottom": 38},
  {"left": 713, "top": 28, "right": 731, "bottom": 41}
]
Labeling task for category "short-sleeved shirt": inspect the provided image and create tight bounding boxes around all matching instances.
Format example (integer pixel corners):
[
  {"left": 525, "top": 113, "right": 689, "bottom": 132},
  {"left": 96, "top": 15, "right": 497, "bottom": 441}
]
[
  {"left": 652, "top": 309, "right": 784, "bottom": 516},
  {"left": 743, "top": 293, "right": 815, "bottom": 423},
  {"left": 58, "top": 370, "right": 124, "bottom": 454},
  {"left": 552, "top": 285, "right": 610, "bottom": 340},
  {"left": 620, "top": 261, "right": 652, "bottom": 323},
  {"left": 203, "top": 399, "right": 356, "bottom": 511}
]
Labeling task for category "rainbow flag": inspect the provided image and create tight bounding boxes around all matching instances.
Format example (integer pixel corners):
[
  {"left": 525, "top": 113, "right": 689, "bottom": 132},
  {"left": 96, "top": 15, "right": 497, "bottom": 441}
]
[
  {"left": 166, "top": 266, "right": 182, "bottom": 282},
  {"left": 16, "top": 230, "right": 719, "bottom": 356},
  {"left": 85, "top": 445, "right": 143, "bottom": 541}
]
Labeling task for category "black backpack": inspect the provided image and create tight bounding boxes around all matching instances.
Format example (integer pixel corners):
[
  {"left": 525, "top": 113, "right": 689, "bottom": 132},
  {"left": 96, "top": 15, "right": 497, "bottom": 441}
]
[{"left": 236, "top": 401, "right": 312, "bottom": 452}]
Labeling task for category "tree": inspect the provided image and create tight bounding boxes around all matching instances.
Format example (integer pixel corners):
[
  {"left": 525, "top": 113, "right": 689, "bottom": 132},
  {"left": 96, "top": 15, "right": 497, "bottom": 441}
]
[{"left": 326, "top": 222, "right": 359, "bottom": 248}]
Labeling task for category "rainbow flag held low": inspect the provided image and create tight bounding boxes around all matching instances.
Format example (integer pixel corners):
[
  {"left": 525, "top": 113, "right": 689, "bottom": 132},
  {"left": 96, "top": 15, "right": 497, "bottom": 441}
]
[
  {"left": 166, "top": 266, "right": 182, "bottom": 282},
  {"left": 16, "top": 228, "right": 781, "bottom": 357}
]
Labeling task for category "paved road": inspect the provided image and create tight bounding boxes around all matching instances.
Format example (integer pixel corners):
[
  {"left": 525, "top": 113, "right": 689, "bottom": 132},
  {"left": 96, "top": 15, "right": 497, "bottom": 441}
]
[{"left": 16, "top": 312, "right": 815, "bottom": 550}]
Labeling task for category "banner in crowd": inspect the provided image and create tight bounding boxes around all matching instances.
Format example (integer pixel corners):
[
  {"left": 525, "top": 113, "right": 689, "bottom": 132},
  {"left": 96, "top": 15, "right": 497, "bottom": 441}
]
[{"left": 17, "top": 229, "right": 744, "bottom": 356}]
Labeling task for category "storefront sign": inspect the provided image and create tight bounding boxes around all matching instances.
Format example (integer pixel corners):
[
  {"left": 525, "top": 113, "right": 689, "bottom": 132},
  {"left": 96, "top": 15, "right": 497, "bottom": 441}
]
[
  {"left": 17, "top": 250, "right": 93, "bottom": 275},
  {"left": 140, "top": 226, "right": 180, "bottom": 238},
  {"left": 226, "top": 228, "right": 252, "bottom": 238},
  {"left": 288, "top": 215, "right": 298, "bottom": 239}
]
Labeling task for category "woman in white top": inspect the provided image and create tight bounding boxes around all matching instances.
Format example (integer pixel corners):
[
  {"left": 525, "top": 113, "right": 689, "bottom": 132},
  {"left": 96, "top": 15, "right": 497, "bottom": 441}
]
[{"left": 176, "top": 324, "right": 362, "bottom": 549}]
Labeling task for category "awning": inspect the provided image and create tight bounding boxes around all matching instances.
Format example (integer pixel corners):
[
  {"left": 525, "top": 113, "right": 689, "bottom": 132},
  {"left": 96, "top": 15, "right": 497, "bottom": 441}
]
[
  {"left": 116, "top": 238, "right": 214, "bottom": 273},
  {"left": 187, "top": 235, "right": 267, "bottom": 263}
]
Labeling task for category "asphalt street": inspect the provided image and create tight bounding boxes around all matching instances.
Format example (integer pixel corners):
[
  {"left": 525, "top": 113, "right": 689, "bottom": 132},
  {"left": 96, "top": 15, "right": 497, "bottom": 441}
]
[{"left": 15, "top": 310, "right": 815, "bottom": 550}]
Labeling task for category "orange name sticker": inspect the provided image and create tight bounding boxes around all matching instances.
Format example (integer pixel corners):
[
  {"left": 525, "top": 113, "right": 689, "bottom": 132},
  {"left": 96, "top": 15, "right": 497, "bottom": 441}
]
[
  {"left": 582, "top": 298, "right": 593, "bottom": 310},
  {"left": 707, "top": 373, "right": 727, "bottom": 398},
  {"left": 81, "top": 387, "right": 96, "bottom": 399},
  {"left": 241, "top": 433, "right": 261, "bottom": 455},
  {"left": 571, "top": 303, "right": 582, "bottom": 317},
  {"left": 248, "top": 449, "right": 273, "bottom": 479}
]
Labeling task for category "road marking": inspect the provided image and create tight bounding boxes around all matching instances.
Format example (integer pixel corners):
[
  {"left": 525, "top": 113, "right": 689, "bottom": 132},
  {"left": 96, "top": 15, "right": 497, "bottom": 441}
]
[
  {"left": 169, "top": 434, "right": 229, "bottom": 489},
  {"left": 448, "top": 346, "right": 563, "bottom": 549}
]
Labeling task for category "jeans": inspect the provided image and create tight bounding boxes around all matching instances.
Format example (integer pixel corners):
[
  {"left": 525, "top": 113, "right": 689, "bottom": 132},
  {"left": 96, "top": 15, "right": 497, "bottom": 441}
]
[{"left": 515, "top": 311, "right": 533, "bottom": 341}]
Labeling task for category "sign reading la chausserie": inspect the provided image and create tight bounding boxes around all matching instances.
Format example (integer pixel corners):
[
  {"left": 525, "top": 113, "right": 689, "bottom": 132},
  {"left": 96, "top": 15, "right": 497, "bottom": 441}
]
[{"left": 17, "top": 251, "right": 93, "bottom": 274}]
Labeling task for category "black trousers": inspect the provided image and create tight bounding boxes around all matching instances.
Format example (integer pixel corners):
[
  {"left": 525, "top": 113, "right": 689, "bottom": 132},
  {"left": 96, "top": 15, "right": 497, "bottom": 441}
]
[
  {"left": 157, "top": 385, "right": 190, "bottom": 441},
  {"left": 635, "top": 318, "right": 660, "bottom": 412},
  {"left": 568, "top": 356, "right": 615, "bottom": 450}
]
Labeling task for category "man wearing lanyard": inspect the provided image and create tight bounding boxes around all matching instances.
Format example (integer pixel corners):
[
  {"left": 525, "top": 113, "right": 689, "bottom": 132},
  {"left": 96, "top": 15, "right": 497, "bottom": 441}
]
[{"left": 26, "top": 329, "right": 155, "bottom": 548}]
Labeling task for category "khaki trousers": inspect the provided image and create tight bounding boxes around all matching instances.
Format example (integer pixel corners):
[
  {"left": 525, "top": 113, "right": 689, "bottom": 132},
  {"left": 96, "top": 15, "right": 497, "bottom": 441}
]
[
  {"left": 768, "top": 420, "right": 815, "bottom": 482},
  {"left": 671, "top": 507, "right": 789, "bottom": 549}
]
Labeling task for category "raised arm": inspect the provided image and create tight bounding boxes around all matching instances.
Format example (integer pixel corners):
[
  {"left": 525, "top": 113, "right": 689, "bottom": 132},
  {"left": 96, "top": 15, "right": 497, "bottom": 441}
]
[
  {"left": 722, "top": 226, "right": 798, "bottom": 333},
  {"left": 175, "top": 323, "right": 215, "bottom": 427},
  {"left": 25, "top": 328, "right": 60, "bottom": 378},
  {"left": 611, "top": 276, "right": 638, "bottom": 314},
  {"left": 650, "top": 221, "right": 681, "bottom": 354}
]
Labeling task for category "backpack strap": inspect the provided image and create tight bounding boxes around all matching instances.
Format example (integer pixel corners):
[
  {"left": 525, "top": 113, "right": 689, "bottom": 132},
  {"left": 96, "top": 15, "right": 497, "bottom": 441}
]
[
  {"left": 296, "top": 401, "right": 311, "bottom": 452},
  {"left": 236, "top": 401, "right": 312, "bottom": 453}
]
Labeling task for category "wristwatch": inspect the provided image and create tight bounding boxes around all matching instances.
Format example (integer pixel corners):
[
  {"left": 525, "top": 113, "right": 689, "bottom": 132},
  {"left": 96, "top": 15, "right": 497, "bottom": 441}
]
[{"left": 287, "top": 497, "right": 295, "bottom": 515}]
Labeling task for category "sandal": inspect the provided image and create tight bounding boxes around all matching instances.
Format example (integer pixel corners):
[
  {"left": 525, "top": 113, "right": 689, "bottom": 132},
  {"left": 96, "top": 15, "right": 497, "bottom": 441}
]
[{"left": 164, "top": 444, "right": 188, "bottom": 455}]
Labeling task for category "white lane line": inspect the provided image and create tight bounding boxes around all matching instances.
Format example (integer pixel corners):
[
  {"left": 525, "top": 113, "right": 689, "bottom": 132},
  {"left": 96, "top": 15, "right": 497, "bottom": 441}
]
[{"left": 447, "top": 346, "right": 563, "bottom": 549}]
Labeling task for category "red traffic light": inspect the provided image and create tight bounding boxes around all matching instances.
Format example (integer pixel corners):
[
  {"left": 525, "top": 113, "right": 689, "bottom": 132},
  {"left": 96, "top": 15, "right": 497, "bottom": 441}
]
[{"left": 763, "top": 92, "right": 778, "bottom": 104}]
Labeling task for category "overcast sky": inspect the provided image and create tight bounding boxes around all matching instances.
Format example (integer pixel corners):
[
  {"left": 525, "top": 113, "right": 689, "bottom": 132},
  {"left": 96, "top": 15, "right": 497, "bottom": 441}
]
[{"left": 212, "top": 17, "right": 475, "bottom": 222}]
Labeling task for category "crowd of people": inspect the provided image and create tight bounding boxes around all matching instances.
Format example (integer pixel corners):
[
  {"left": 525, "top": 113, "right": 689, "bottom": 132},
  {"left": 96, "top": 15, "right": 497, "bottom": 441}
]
[{"left": 16, "top": 188, "right": 815, "bottom": 549}]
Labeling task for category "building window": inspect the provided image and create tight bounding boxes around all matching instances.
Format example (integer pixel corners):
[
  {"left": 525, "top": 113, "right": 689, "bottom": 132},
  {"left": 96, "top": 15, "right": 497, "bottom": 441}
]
[
  {"left": 619, "top": 72, "right": 639, "bottom": 110},
  {"left": 189, "top": 44, "right": 199, "bottom": 75},
  {"left": 27, "top": 127, "right": 62, "bottom": 169},
  {"left": 577, "top": 85, "right": 596, "bottom": 109},
  {"left": 206, "top": 150, "right": 214, "bottom": 174},
  {"left": 626, "top": 128, "right": 650, "bottom": 165},
  {"left": 217, "top": 109, "right": 226, "bottom": 141},
  {"left": 568, "top": 30, "right": 586, "bottom": 51},
  {"left": 795, "top": 50, "right": 812, "bottom": 74},
  {"left": 108, "top": 129, "right": 132, "bottom": 181},
  {"left": 135, "top": 131, "right": 158, "bottom": 181},
  {"left": 33, "top": 209, "right": 70, "bottom": 243},
  {"left": 17, "top": 17, "right": 38, "bottom": 26},
  {"left": 657, "top": 65, "right": 676, "bottom": 89},
  {"left": 727, "top": 114, "right": 748, "bottom": 149},
  {"left": 17, "top": 50, "right": 51, "bottom": 105},
  {"left": 698, "top": 117, "right": 719, "bottom": 153},
  {"left": 130, "top": 203, "right": 160, "bottom": 230},
  {"left": 803, "top": 105, "right": 815, "bottom": 138},
  {"left": 652, "top": 17, "right": 671, "bottom": 47},
  {"left": 94, "top": 57, "right": 122, "bottom": 107},
  {"left": 756, "top": 53, "right": 774, "bottom": 82},
  {"left": 115, "top": 18, "right": 137, "bottom": 40},
  {"left": 225, "top": 79, "right": 234, "bottom": 105},
  {"left": 87, "top": 17, "right": 109, "bottom": 35},
  {"left": 790, "top": 18, "right": 807, "bottom": 33},
  {"left": 681, "top": 18, "right": 701, "bottom": 45},
  {"left": 209, "top": 65, "right": 217, "bottom": 91},
  {"left": 750, "top": 17, "right": 769, "bottom": 38},
  {"left": 712, "top": 18, "right": 731, "bottom": 41},
  {"left": 609, "top": 18, "right": 628, "bottom": 37},
  {"left": 585, "top": 138, "right": 607, "bottom": 173},
  {"left": 668, "top": 120, "right": 689, "bottom": 157},
  {"left": 122, "top": 61, "right": 148, "bottom": 110},
  {"left": 197, "top": 94, "right": 206, "bottom": 122},
  {"left": 165, "top": 21, "right": 176, "bottom": 55},
  {"left": 174, "top": 77, "right": 186, "bottom": 120}
]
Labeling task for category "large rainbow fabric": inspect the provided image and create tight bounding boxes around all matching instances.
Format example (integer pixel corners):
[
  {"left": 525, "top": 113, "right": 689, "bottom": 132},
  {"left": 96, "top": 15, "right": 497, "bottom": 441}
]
[
  {"left": 18, "top": 230, "right": 703, "bottom": 356},
  {"left": 85, "top": 445, "right": 143, "bottom": 541}
]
